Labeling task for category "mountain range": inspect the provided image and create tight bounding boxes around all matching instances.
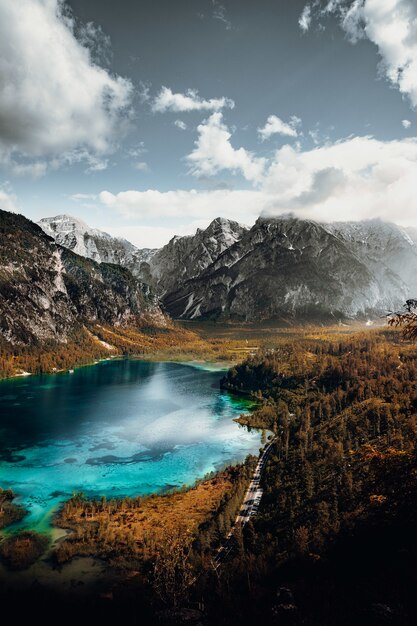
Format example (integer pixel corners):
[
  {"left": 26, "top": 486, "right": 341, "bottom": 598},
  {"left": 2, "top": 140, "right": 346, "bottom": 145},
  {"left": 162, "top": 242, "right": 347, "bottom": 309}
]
[{"left": 38, "top": 212, "right": 417, "bottom": 322}]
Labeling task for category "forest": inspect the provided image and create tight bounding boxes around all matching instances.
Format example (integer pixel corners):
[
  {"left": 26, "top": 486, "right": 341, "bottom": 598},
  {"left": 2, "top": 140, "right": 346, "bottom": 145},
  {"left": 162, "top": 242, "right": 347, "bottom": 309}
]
[
  {"left": 1, "top": 327, "right": 416, "bottom": 626},
  {"left": 211, "top": 328, "right": 417, "bottom": 624}
]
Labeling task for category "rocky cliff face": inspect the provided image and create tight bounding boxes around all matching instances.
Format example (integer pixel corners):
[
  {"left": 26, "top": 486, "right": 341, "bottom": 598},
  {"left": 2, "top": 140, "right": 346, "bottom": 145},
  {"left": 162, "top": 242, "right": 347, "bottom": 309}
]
[
  {"left": 0, "top": 210, "right": 163, "bottom": 346},
  {"left": 143, "top": 217, "right": 248, "bottom": 296},
  {"left": 163, "top": 215, "right": 409, "bottom": 321},
  {"left": 327, "top": 219, "right": 417, "bottom": 297},
  {"left": 38, "top": 214, "right": 156, "bottom": 276},
  {"left": 36, "top": 211, "right": 417, "bottom": 322}
]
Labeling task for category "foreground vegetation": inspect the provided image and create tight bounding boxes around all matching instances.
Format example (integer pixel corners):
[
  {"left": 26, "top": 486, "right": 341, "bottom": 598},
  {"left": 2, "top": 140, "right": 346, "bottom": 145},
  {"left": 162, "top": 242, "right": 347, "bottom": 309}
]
[
  {"left": 0, "top": 489, "right": 26, "bottom": 529},
  {"left": 54, "top": 462, "right": 253, "bottom": 568},
  {"left": 209, "top": 328, "right": 417, "bottom": 624},
  {"left": 0, "top": 531, "right": 49, "bottom": 570},
  {"left": 1, "top": 325, "right": 416, "bottom": 625}
]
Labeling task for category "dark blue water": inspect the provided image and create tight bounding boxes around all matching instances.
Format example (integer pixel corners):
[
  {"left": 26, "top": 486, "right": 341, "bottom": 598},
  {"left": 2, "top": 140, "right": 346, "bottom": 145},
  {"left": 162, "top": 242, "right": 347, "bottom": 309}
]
[{"left": 0, "top": 360, "right": 261, "bottom": 530}]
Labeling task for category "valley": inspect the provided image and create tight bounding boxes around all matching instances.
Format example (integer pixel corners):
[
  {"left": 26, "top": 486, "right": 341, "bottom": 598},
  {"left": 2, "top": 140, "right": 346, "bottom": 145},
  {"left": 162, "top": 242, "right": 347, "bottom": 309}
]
[{"left": 0, "top": 208, "right": 416, "bottom": 625}]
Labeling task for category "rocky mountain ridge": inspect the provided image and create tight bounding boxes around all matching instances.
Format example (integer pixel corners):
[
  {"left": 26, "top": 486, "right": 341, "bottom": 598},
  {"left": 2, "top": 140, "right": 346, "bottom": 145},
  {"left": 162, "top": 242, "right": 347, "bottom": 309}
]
[
  {"left": 0, "top": 210, "right": 164, "bottom": 346},
  {"left": 37, "top": 212, "right": 417, "bottom": 322},
  {"left": 38, "top": 214, "right": 156, "bottom": 275}
]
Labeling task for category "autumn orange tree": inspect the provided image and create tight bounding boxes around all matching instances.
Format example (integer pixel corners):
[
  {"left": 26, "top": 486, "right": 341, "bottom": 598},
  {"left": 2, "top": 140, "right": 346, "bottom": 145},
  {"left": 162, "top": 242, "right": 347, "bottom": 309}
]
[{"left": 388, "top": 299, "right": 417, "bottom": 339}]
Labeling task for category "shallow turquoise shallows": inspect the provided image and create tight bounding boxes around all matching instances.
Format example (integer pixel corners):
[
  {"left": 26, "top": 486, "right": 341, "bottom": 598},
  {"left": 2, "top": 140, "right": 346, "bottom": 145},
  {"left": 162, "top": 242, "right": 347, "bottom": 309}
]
[{"left": 0, "top": 360, "right": 261, "bottom": 531}]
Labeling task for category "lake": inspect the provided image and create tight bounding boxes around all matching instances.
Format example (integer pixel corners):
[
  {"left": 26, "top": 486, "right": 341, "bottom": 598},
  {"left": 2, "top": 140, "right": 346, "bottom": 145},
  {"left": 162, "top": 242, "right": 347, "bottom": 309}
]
[{"left": 0, "top": 360, "right": 261, "bottom": 531}]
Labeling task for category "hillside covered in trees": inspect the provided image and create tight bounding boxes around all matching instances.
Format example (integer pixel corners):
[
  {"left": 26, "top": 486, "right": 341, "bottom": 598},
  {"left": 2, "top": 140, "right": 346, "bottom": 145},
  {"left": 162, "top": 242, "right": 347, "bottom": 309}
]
[{"left": 213, "top": 329, "right": 417, "bottom": 625}]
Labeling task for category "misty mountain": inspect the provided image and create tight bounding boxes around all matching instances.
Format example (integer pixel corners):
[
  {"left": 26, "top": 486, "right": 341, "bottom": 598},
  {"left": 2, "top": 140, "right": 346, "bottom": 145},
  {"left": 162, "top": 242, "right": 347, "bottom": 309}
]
[{"left": 163, "top": 215, "right": 407, "bottom": 321}]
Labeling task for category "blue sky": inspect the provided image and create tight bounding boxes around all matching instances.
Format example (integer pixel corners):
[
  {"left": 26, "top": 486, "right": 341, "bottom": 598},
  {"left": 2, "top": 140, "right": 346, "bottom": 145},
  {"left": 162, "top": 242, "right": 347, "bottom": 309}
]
[{"left": 1, "top": 0, "right": 417, "bottom": 247}]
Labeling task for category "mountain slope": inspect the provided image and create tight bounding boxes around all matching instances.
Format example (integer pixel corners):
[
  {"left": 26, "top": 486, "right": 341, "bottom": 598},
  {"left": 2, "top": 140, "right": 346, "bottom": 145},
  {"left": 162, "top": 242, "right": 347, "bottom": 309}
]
[
  {"left": 142, "top": 217, "right": 248, "bottom": 296},
  {"left": 36, "top": 212, "right": 417, "bottom": 323},
  {"left": 327, "top": 219, "right": 417, "bottom": 297},
  {"left": 38, "top": 214, "right": 156, "bottom": 275},
  {"left": 0, "top": 210, "right": 163, "bottom": 346},
  {"left": 163, "top": 215, "right": 407, "bottom": 321}
]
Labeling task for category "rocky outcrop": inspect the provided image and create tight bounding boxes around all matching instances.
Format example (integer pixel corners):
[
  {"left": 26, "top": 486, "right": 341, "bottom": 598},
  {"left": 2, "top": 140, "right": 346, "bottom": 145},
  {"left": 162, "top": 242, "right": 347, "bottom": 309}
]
[
  {"left": 0, "top": 210, "right": 163, "bottom": 346},
  {"left": 38, "top": 214, "right": 156, "bottom": 275}
]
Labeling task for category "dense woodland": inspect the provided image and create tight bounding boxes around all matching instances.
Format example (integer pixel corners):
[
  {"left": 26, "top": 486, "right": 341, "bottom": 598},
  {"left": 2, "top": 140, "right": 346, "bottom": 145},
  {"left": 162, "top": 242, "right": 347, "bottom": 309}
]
[
  {"left": 1, "top": 327, "right": 416, "bottom": 625},
  {"left": 210, "top": 328, "right": 417, "bottom": 624}
]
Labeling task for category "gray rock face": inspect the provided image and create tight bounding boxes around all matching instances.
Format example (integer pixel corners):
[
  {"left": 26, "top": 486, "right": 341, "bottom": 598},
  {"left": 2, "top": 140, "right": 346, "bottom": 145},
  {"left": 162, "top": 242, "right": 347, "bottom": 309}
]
[
  {"left": 163, "top": 215, "right": 411, "bottom": 321},
  {"left": 327, "top": 219, "right": 417, "bottom": 297},
  {"left": 36, "top": 212, "right": 417, "bottom": 322},
  {"left": 38, "top": 214, "right": 156, "bottom": 276},
  {"left": 0, "top": 210, "right": 163, "bottom": 346},
  {"left": 144, "top": 217, "right": 248, "bottom": 297}
]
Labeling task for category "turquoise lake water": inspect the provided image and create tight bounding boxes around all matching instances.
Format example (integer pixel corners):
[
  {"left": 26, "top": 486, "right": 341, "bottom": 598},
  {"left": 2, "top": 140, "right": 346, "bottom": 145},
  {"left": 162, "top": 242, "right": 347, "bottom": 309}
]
[{"left": 0, "top": 360, "right": 261, "bottom": 531}]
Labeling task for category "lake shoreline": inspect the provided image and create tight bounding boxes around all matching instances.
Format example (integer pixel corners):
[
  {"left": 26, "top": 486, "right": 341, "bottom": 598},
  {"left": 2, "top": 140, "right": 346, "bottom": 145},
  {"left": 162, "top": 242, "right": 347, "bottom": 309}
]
[{"left": 0, "top": 359, "right": 261, "bottom": 533}]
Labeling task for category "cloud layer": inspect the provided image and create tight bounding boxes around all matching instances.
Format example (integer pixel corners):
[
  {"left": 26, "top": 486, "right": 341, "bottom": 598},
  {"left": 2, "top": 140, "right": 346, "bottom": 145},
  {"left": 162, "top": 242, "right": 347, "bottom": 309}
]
[
  {"left": 100, "top": 112, "right": 417, "bottom": 239},
  {"left": 0, "top": 0, "right": 133, "bottom": 169},
  {"left": 0, "top": 189, "right": 18, "bottom": 213}
]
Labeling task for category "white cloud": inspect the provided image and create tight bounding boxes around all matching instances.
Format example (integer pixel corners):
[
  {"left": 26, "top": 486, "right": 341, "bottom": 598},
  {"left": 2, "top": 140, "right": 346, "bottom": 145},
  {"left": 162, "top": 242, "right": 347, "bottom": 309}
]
[
  {"left": 133, "top": 161, "right": 149, "bottom": 172},
  {"left": 99, "top": 130, "right": 417, "bottom": 242},
  {"left": 0, "top": 189, "right": 18, "bottom": 213},
  {"left": 174, "top": 119, "right": 188, "bottom": 130},
  {"left": 402, "top": 119, "right": 412, "bottom": 128},
  {"left": 151, "top": 87, "right": 235, "bottom": 113},
  {"left": 10, "top": 161, "right": 48, "bottom": 179},
  {"left": 299, "top": 5, "right": 312, "bottom": 32},
  {"left": 261, "top": 135, "right": 417, "bottom": 226},
  {"left": 187, "top": 112, "right": 266, "bottom": 182},
  {"left": 305, "top": 0, "right": 417, "bottom": 107},
  {"left": 0, "top": 0, "right": 133, "bottom": 170},
  {"left": 127, "top": 143, "right": 147, "bottom": 158},
  {"left": 258, "top": 115, "right": 302, "bottom": 140},
  {"left": 84, "top": 157, "right": 109, "bottom": 173},
  {"left": 186, "top": 116, "right": 417, "bottom": 228},
  {"left": 71, "top": 193, "right": 98, "bottom": 202},
  {"left": 105, "top": 220, "right": 225, "bottom": 249}
]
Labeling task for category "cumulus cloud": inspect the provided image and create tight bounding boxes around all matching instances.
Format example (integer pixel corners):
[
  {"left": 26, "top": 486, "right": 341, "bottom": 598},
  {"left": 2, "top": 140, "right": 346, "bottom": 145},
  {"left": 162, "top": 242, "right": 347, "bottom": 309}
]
[
  {"left": 174, "top": 119, "right": 188, "bottom": 130},
  {"left": 0, "top": 0, "right": 133, "bottom": 171},
  {"left": 402, "top": 119, "right": 412, "bottom": 128},
  {"left": 258, "top": 115, "right": 302, "bottom": 140},
  {"left": 133, "top": 161, "right": 149, "bottom": 172},
  {"left": 303, "top": 0, "right": 417, "bottom": 107},
  {"left": 187, "top": 112, "right": 266, "bottom": 182},
  {"left": 71, "top": 193, "right": 98, "bottom": 202},
  {"left": 10, "top": 161, "right": 48, "bottom": 179},
  {"left": 299, "top": 5, "right": 312, "bottom": 32},
  {"left": 262, "top": 135, "right": 417, "bottom": 226},
  {"left": 151, "top": 87, "right": 235, "bottom": 113},
  {"left": 105, "top": 220, "right": 218, "bottom": 249}
]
